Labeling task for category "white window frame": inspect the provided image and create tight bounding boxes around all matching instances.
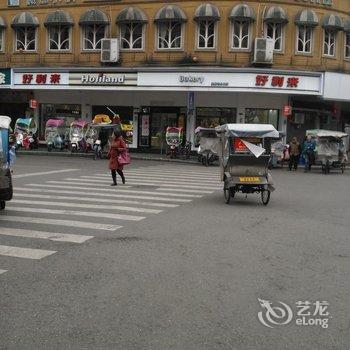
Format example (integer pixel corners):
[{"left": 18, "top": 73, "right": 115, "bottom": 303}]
[
  {"left": 14, "top": 26, "right": 37, "bottom": 52},
  {"left": 323, "top": 29, "right": 337, "bottom": 58},
  {"left": 0, "top": 28, "right": 4, "bottom": 52},
  {"left": 196, "top": 19, "right": 217, "bottom": 50},
  {"left": 119, "top": 22, "right": 145, "bottom": 51},
  {"left": 345, "top": 32, "right": 350, "bottom": 59},
  {"left": 264, "top": 22, "right": 284, "bottom": 52},
  {"left": 157, "top": 21, "right": 184, "bottom": 50},
  {"left": 296, "top": 25, "right": 313, "bottom": 54},
  {"left": 47, "top": 25, "right": 71, "bottom": 52},
  {"left": 81, "top": 24, "right": 107, "bottom": 51},
  {"left": 230, "top": 20, "right": 251, "bottom": 51}
]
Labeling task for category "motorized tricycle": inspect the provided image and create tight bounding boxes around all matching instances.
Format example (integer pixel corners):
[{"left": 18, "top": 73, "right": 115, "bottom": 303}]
[
  {"left": 0, "top": 116, "right": 14, "bottom": 210},
  {"left": 69, "top": 120, "right": 89, "bottom": 153},
  {"left": 45, "top": 119, "right": 68, "bottom": 151},
  {"left": 306, "top": 129, "right": 348, "bottom": 174},
  {"left": 195, "top": 127, "right": 220, "bottom": 166},
  {"left": 14, "top": 117, "right": 38, "bottom": 150},
  {"left": 216, "top": 124, "right": 279, "bottom": 205}
]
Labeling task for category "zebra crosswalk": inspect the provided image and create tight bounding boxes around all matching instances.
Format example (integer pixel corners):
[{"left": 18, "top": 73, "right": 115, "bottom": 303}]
[{"left": 0, "top": 163, "right": 221, "bottom": 275}]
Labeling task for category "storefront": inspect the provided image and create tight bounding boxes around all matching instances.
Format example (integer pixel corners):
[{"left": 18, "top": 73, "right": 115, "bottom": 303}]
[{"left": 10, "top": 67, "right": 324, "bottom": 151}]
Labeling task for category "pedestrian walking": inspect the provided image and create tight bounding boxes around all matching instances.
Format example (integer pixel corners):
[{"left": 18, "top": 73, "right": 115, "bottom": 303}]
[
  {"left": 288, "top": 137, "right": 301, "bottom": 171},
  {"left": 107, "top": 130, "right": 126, "bottom": 186},
  {"left": 302, "top": 135, "right": 316, "bottom": 172}
]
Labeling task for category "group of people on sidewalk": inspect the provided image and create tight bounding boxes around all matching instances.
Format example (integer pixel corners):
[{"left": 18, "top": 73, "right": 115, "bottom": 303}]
[{"left": 284, "top": 136, "right": 316, "bottom": 172}]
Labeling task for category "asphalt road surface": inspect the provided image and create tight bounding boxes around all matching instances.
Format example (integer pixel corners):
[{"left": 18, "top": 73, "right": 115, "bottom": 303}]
[{"left": 0, "top": 155, "right": 349, "bottom": 350}]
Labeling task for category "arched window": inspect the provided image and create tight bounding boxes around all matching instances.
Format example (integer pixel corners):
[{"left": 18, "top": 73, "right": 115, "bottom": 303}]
[
  {"left": 79, "top": 9, "right": 109, "bottom": 51},
  {"left": 155, "top": 5, "right": 187, "bottom": 50},
  {"left": 12, "top": 12, "right": 39, "bottom": 52},
  {"left": 229, "top": 4, "right": 255, "bottom": 50},
  {"left": 322, "top": 14, "right": 343, "bottom": 57},
  {"left": 295, "top": 9, "right": 318, "bottom": 54},
  {"left": 117, "top": 7, "right": 147, "bottom": 50},
  {"left": 263, "top": 6, "right": 288, "bottom": 52},
  {"left": 344, "top": 20, "right": 350, "bottom": 59},
  {"left": 45, "top": 11, "right": 73, "bottom": 51},
  {"left": 194, "top": 4, "right": 220, "bottom": 49}
]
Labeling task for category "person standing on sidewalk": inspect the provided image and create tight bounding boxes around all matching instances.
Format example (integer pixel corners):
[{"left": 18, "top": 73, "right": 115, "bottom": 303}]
[
  {"left": 288, "top": 137, "right": 301, "bottom": 171},
  {"left": 302, "top": 135, "right": 316, "bottom": 172},
  {"left": 108, "top": 130, "right": 126, "bottom": 186}
]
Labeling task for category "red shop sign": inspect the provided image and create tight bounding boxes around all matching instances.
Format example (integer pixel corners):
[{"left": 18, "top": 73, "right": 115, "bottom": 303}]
[
  {"left": 29, "top": 99, "right": 38, "bottom": 109},
  {"left": 283, "top": 105, "right": 292, "bottom": 117}
]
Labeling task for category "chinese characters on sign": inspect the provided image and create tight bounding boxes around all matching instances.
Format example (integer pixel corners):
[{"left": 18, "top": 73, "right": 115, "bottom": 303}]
[
  {"left": 255, "top": 75, "right": 300, "bottom": 89},
  {"left": 22, "top": 73, "right": 61, "bottom": 85}
]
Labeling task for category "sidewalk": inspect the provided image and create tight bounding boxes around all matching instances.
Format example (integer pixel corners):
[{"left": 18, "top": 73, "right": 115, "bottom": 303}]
[{"left": 16, "top": 148, "right": 201, "bottom": 165}]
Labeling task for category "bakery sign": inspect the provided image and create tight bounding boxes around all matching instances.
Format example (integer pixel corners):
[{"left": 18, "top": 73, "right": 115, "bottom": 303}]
[{"left": 69, "top": 73, "right": 137, "bottom": 86}]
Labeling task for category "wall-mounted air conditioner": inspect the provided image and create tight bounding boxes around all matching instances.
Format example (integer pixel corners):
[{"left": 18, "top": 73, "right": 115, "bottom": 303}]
[
  {"left": 101, "top": 38, "right": 119, "bottom": 63},
  {"left": 253, "top": 38, "right": 274, "bottom": 64}
]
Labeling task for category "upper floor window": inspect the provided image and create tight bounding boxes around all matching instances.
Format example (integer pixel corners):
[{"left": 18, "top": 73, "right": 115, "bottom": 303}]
[
  {"left": 155, "top": 5, "right": 187, "bottom": 50},
  {"left": 296, "top": 26, "right": 313, "bottom": 54},
  {"left": 15, "top": 27, "right": 37, "bottom": 52},
  {"left": 194, "top": 4, "right": 220, "bottom": 50},
  {"left": 229, "top": 4, "right": 255, "bottom": 50},
  {"left": 321, "top": 13, "right": 343, "bottom": 58},
  {"left": 345, "top": 32, "right": 350, "bottom": 59},
  {"left": 120, "top": 22, "right": 144, "bottom": 50},
  {"left": 12, "top": 12, "right": 39, "bottom": 52},
  {"left": 117, "top": 7, "right": 147, "bottom": 51},
  {"left": 8, "top": 0, "right": 19, "bottom": 6},
  {"left": 48, "top": 26, "right": 71, "bottom": 51},
  {"left": 294, "top": 9, "right": 318, "bottom": 55},
  {"left": 0, "top": 28, "right": 4, "bottom": 52},
  {"left": 79, "top": 9, "right": 109, "bottom": 51},
  {"left": 323, "top": 29, "right": 336, "bottom": 57},
  {"left": 264, "top": 22, "right": 283, "bottom": 52},
  {"left": 82, "top": 24, "right": 106, "bottom": 50},
  {"left": 263, "top": 6, "right": 288, "bottom": 52}
]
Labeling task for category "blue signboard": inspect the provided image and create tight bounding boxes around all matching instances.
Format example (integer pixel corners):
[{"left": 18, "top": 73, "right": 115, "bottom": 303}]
[{"left": 0, "top": 69, "right": 11, "bottom": 86}]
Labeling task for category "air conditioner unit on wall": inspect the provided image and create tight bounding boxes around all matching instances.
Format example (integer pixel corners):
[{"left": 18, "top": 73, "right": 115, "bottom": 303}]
[
  {"left": 253, "top": 38, "right": 274, "bottom": 64},
  {"left": 101, "top": 38, "right": 119, "bottom": 63}
]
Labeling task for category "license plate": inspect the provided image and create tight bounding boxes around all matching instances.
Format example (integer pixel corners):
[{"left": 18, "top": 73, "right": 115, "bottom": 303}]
[{"left": 239, "top": 177, "right": 261, "bottom": 182}]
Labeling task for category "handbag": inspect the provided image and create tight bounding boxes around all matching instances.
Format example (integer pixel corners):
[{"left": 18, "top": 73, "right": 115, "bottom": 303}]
[{"left": 118, "top": 150, "right": 131, "bottom": 166}]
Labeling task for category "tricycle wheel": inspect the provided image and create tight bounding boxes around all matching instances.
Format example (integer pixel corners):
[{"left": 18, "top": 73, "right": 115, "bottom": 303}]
[
  {"left": 341, "top": 163, "right": 345, "bottom": 174},
  {"left": 224, "top": 186, "right": 231, "bottom": 204},
  {"left": 261, "top": 190, "right": 270, "bottom": 206},
  {"left": 0, "top": 201, "right": 5, "bottom": 210}
]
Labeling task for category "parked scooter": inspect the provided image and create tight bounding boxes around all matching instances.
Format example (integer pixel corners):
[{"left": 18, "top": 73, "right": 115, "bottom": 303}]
[
  {"left": 14, "top": 118, "right": 38, "bottom": 150},
  {"left": 45, "top": 119, "right": 68, "bottom": 151},
  {"left": 69, "top": 120, "right": 88, "bottom": 153}
]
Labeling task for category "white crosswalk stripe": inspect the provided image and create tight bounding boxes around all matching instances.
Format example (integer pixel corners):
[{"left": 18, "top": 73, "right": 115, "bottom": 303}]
[
  {"left": 0, "top": 245, "right": 56, "bottom": 260},
  {"left": 14, "top": 192, "right": 179, "bottom": 208},
  {"left": 0, "top": 269, "right": 7, "bottom": 275},
  {"left": 0, "top": 228, "right": 93, "bottom": 243}
]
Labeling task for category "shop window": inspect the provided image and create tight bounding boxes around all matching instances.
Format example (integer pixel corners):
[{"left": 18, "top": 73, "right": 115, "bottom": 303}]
[
  {"left": 231, "top": 20, "right": 250, "bottom": 50},
  {"left": 197, "top": 20, "right": 216, "bottom": 49},
  {"left": 264, "top": 22, "right": 283, "bottom": 52},
  {"left": 296, "top": 25, "right": 313, "bottom": 54},
  {"left": 345, "top": 33, "right": 350, "bottom": 59},
  {"left": 120, "top": 22, "right": 144, "bottom": 50},
  {"left": 0, "top": 28, "right": 4, "bottom": 52},
  {"left": 323, "top": 29, "right": 336, "bottom": 57},
  {"left": 245, "top": 109, "right": 279, "bottom": 129},
  {"left": 47, "top": 25, "right": 71, "bottom": 51},
  {"left": 8, "top": 0, "right": 19, "bottom": 6},
  {"left": 15, "top": 27, "right": 37, "bottom": 52},
  {"left": 157, "top": 21, "right": 183, "bottom": 49},
  {"left": 196, "top": 107, "right": 237, "bottom": 129},
  {"left": 82, "top": 24, "right": 107, "bottom": 51}
]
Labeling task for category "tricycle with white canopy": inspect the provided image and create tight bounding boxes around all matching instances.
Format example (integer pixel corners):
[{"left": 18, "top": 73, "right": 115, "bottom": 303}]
[{"left": 216, "top": 124, "right": 279, "bottom": 205}]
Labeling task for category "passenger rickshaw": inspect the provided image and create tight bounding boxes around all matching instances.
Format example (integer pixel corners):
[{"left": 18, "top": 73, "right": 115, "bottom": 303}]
[
  {"left": 0, "top": 116, "right": 13, "bottom": 210},
  {"left": 306, "top": 129, "right": 348, "bottom": 174},
  {"left": 195, "top": 127, "right": 220, "bottom": 166},
  {"left": 216, "top": 124, "right": 279, "bottom": 205}
]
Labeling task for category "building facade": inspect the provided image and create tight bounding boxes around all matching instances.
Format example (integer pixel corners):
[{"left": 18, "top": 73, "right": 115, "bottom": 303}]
[{"left": 0, "top": 0, "right": 349, "bottom": 150}]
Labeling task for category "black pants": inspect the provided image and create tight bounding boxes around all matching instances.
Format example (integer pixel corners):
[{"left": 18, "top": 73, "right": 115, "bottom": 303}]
[
  {"left": 289, "top": 155, "right": 299, "bottom": 170},
  {"left": 111, "top": 169, "right": 125, "bottom": 184}
]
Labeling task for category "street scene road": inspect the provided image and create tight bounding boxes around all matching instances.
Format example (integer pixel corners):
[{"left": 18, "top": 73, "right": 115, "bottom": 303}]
[{"left": 0, "top": 155, "right": 349, "bottom": 349}]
